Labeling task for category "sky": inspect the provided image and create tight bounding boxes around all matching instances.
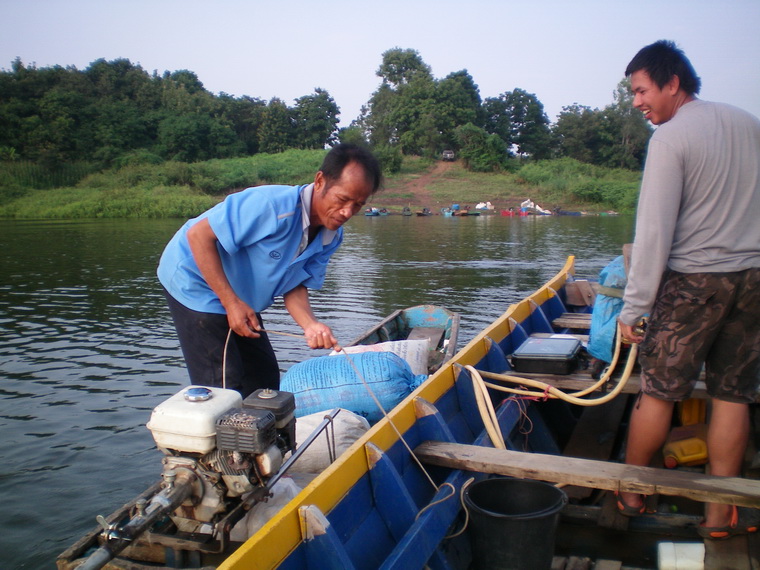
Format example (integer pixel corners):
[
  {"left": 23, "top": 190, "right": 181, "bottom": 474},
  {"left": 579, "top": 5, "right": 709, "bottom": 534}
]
[{"left": 1, "top": 0, "right": 759, "bottom": 128}]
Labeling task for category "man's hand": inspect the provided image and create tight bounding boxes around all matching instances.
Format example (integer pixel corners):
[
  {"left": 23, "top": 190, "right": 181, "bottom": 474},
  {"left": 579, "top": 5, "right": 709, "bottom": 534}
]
[
  {"left": 283, "top": 285, "right": 341, "bottom": 350},
  {"left": 302, "top": 322, "right": 341, "bottom": 351},
  {"left": 225, "top": 298, "right": 262, "bottom": 338},
  {"left": 618, "top": 318, "right": 645, "bottom": 344}
]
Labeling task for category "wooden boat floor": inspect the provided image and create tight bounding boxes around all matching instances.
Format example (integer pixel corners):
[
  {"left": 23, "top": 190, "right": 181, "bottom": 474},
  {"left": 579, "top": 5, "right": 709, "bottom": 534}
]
[{"left": 704, "top": 532, "right": 760, "bottom": 570}]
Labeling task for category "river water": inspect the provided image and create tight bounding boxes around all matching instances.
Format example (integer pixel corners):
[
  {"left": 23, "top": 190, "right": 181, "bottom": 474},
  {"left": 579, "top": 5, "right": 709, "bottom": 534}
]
[{"left": 0, "top": 213, "right": 633, "bottom": 568}]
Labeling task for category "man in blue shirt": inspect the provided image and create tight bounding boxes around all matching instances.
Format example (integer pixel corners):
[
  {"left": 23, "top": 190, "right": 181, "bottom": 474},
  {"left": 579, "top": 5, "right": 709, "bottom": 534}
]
[{"left": 158, "top": 144, "right": 382, "bottom": 397}]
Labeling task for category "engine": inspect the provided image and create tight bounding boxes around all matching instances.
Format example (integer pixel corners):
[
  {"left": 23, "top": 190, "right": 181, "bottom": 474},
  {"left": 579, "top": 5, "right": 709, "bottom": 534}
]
[{"left": 146, "top": 386, "right": 296, "bottom": 533}]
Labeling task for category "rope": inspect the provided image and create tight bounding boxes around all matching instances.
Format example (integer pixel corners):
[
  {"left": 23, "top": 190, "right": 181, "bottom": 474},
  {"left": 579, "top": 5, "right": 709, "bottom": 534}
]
[
  {"left": 443, "top": 477, "right": 475, "bottom": 539},
  {"left": 221, "top": 327, "right": 304, "bottom": 390},
  {"left": 222, "top": 327, "right": 233, "bottom": 390},
  {"left": 338, "top": 348, "right": 441, "bottom": 492}
]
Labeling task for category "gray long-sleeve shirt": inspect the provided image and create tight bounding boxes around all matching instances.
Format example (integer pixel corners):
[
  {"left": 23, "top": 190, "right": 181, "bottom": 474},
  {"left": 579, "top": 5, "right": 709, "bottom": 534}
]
[{"left": 620, "top": 99, "right": 760, "bottom": 326}]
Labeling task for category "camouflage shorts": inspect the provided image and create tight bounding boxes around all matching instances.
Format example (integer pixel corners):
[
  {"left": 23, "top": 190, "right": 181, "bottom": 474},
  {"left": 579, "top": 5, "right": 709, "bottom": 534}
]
[{"left": 639, "top": 268, "right": 760, "bottom": 403}]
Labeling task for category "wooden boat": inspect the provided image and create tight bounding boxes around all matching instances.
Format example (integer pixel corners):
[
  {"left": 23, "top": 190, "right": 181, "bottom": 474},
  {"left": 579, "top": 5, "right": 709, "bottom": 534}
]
[
  {"left": 57, "top": 305, "right": 460, "bottom": 570},
  {"left": 341, "top": 304, "right": 459, "bottom": 371},
  {"left": 60, "top": 260, "right": 760, "bottom": 569},
  {"left": 219, "top": 255, "right": 760, "bottom": 569},
  {"left": 416, "top": 208, "right": 433, "bottom": 217}
]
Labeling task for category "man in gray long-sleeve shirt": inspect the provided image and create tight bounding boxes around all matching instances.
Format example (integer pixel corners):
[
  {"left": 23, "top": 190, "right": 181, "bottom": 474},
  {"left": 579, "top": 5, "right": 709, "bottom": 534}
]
[{"left": 616, "top": 40, "right": 760, "bottom": 538}]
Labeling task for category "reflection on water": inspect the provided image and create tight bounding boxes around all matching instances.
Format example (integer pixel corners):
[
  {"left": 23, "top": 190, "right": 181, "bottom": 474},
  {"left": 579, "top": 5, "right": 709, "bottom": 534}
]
[{"left": 0, "top": 214, "right": 632, "bottom": 567}]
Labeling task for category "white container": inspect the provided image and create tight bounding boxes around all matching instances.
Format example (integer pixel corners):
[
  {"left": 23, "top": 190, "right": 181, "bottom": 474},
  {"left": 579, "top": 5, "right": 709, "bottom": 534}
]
[
  {"left": 658, "top": 541, "right": 704, "bottom": 570},
  {"left": 147, "top": 386, "right": 242, "bottom": 454}
]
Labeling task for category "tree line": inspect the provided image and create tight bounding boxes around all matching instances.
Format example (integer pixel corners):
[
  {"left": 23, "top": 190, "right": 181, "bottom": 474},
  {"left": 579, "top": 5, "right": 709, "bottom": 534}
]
[
  {"left": 0, "top": 57, "right": 339, "bottom": 167},
  {"left": 0, "top": 49, "right": 652, "bottom": 175}
]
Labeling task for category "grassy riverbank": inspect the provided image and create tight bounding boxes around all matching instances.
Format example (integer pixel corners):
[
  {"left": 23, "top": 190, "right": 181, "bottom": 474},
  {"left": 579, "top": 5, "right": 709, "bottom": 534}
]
[{"left": 0, "top": 151, "right": 642, "bottom": 219}]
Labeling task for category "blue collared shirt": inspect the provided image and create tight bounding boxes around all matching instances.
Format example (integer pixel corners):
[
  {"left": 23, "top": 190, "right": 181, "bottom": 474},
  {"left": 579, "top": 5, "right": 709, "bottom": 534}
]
[{"left": 158, "top": 184, "right": 342, "bottom": 314}]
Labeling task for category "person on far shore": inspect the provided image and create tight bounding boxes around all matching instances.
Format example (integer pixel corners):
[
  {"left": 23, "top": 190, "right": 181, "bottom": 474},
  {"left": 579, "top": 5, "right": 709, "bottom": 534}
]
[
  {"left": 157, "top": 144, "right": 382, "bottom": 398},
  {"left": 616, "top": 40, "right": 760, "bottom": 539}
]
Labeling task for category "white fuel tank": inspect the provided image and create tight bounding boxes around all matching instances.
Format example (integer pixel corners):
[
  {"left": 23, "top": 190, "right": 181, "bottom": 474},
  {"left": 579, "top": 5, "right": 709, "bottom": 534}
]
[{"left": 147, "top": 386, "right": 242, "bottom": 454}]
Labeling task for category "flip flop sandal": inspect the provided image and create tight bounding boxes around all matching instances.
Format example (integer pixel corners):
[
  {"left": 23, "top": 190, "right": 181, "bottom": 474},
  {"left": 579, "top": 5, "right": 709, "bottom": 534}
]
[
  {"left": 698, "top": 505, "right": 759, "bottom": 540},
  {"left": 615, "top": 491, "right": 646, "bottom": 517}
]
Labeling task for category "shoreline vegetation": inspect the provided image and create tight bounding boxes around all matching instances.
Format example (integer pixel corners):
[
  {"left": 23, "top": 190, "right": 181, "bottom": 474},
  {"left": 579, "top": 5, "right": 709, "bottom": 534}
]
[{"left": 0, "top": 150, "right": 642, "bottom": 219}]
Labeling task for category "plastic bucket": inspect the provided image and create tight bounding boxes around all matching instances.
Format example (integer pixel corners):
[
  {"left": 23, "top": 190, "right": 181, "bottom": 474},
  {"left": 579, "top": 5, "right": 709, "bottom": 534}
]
[{"left": 464, "top": 477, "right": 568, "bottom": 570}]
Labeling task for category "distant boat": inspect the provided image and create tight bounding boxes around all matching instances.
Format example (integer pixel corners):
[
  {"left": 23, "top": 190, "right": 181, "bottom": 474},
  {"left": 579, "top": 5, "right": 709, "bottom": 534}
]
[
  {"left": 402, "top": 207, "right": 413, "bottom": 216},
  {"left": 416, "top": 208, "right": 433, "bottom": 217},
  {"left": 364, "top": 207, "right": 380, "bottom": 216}
]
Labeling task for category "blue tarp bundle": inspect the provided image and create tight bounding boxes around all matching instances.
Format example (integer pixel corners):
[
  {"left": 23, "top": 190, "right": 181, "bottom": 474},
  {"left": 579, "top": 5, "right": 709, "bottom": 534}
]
[
  {"left": 588, "top": 255, "right": 627, "bottom": 363},
  {"left": 281, "top": 352, "right": 427, "bottom": 424}
]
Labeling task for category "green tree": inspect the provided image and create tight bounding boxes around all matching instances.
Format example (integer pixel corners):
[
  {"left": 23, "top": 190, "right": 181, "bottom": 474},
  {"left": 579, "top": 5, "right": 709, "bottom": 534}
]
[
  {"left": 435, "top": 70, "right": 483, "bottom": 149},
  {"left": 553, "top": 81, "right": 651, "bottom": 170},
  {"left": 391, "top": 73, "right": 438, "bottom": 155},
  {"left": 376, "top": 47, "right": 432, "bottom": 88},
  {"left": 258, "top": 98, "right": 295, "bottom": 154},
  {"left": 363, "top": 86, "right": 398, "bottom": 147},
  {"left": 218, "top": 93, "right": 267, "bottom": 155},
  {"left": 364, "top": 48, "right": 436, "bottom": 152},
  {"left": 366, "top": 51, "right": 485, "bottom": 158},
  {"left": 553, "top": 104, "right": 607, "bottom": 164},
  {"left": 294, "top": 88, "right": 340, "bottom": 149},
  {"left": 156, "top": 113, "right": 211, "bottom": 162},
  {"left": 454, "top": 123, "right": 508, "bottom": 172},
  {"left": 338, "top": 125, "right": 368, "bottom": 147},
  {"left": 503, "top": 88, "right": 552, "bottom": 159},
  {"left": 90, "top": 99, "right": 151, "bottom": 164},
  {"left": 599, "top": 79, "right": 652, "bottom": 169},
  {"left": 482, "top": 95, "right": 512, "bottom": 152}
]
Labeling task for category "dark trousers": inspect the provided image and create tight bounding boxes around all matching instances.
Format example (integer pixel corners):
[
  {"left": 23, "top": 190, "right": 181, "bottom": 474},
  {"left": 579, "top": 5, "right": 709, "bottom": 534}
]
[{"left": 163, "top": 288, "right": 280, "bottom": 398}]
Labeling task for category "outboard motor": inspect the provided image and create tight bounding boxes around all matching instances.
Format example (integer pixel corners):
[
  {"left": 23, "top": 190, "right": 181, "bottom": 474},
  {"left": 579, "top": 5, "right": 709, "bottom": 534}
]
[
  {"left": 76, "top": 386, "right": 297, "bottom": 570},
  {"left": 145, "top": 386, "right": 296, "bottom": 532}
]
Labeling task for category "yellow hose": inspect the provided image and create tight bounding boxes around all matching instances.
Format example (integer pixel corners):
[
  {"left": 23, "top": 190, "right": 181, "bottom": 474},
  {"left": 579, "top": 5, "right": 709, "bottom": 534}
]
[
  {"left": 466, "top": 364, "right": 507, "bottom": 449},
  {"left": 469, "top": 324, "right": 638, "bottom": 408}
]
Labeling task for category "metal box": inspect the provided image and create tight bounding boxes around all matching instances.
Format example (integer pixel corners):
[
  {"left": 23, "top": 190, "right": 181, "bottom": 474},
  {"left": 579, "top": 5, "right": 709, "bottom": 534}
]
[{"left": 511, "top": 337, "right": 582, "bottom": 375}]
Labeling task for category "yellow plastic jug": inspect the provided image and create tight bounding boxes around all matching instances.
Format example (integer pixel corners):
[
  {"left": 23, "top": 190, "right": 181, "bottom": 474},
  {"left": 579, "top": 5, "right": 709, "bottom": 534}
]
[{"left": 663, "top": 423, "right": 708, "bottom": 469}]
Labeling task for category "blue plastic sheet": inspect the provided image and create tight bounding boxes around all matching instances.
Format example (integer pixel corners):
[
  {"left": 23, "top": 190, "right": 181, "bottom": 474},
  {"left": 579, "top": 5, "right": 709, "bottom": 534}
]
[{"left": 588, "top": 256, "right": 627, "bottom": 363}]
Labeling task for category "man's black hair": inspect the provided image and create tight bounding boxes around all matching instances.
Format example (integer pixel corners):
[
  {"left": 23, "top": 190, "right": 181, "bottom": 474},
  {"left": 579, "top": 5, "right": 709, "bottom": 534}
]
[
  {"left": 625, "top": 40, "right": 701, "bottom": 96},
  {"left": 320, "top": 143, "right": 382, "bottom": 195}
]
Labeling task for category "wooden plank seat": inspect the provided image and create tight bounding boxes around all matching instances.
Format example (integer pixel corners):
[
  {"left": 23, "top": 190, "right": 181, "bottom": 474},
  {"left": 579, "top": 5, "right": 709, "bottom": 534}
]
[
  {"left": 552, "top": 312, "right": 593, "bottom": 330},
  {"left": 414, "top": 441, "right": 760, "bottom": 508}
]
